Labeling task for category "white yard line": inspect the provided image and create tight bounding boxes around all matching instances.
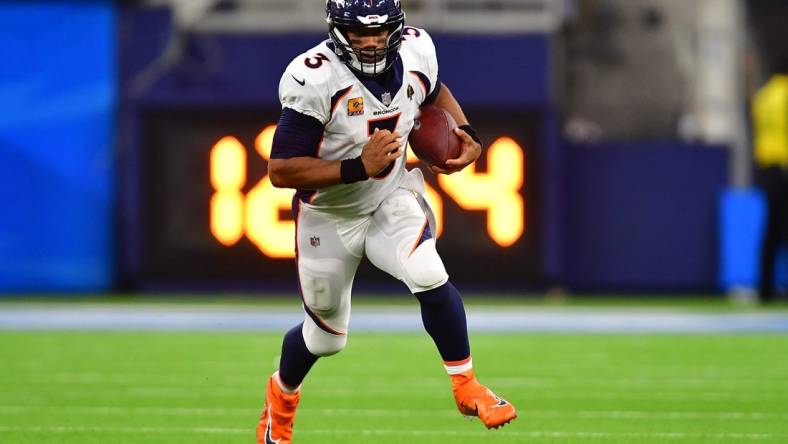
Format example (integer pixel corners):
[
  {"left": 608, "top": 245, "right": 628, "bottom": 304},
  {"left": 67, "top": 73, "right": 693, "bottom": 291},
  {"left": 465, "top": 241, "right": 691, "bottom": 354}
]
[
  {"left": 0, "top": 425, "right": 779, "bottom": 440},
  {"left": 12, "top": 372, "right": 788, "bottom": 389},
  {"left": 0, "top": 425, "right": 248, "bottom": 434},
  {"left": 2, "top": 385, "right": 786, "bottom": 401},
  {"left": 0, "top": 405, "right": 253, "bottom": 416},
  {"left": 0, "top": 405, "right": 786, "bottom": 421},
  {"left": 309, "top": 429, "right": 780, "bottom": 440},
  {"left": 8, "top": 374, "right": 787, "bottom": 396}
]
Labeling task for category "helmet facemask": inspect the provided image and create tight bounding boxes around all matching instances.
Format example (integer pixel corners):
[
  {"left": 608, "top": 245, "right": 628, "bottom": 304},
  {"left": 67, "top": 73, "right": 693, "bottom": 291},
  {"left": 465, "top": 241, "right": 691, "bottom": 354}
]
[{"left": 328, "top": 18, "right": 404, "bottom": 77}]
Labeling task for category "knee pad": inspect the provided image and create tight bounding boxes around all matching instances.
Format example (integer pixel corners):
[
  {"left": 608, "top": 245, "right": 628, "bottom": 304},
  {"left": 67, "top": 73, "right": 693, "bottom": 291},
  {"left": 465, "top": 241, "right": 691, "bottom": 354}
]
[
  {"left": 302, "top": 317, "right": 347, "bottom": 357},
  {"left": 300, "top": 260, "right": 343, "bottom": 317},
  {"left": 302, "top": 275, "right": 339, "bottom": 317},
  {"left": 403, "top": 239, "right": 448, "bottom": 289}
]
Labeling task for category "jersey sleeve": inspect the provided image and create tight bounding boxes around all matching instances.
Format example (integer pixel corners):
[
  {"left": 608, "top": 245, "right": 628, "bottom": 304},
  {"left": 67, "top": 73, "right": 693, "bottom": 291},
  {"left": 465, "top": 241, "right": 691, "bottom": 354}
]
[
  {"left": 278, "top": 58, "right": 332, "bottom": 125},
  {"left": 404, "top": 27, "right": 440, "bottom": 100}
]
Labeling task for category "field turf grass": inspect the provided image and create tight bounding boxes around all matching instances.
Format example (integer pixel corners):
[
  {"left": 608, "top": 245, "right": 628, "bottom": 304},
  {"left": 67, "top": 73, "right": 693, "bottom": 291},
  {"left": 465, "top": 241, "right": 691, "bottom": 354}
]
[{"left": 1, "top": 331, "right": 787, "bottom": 443}]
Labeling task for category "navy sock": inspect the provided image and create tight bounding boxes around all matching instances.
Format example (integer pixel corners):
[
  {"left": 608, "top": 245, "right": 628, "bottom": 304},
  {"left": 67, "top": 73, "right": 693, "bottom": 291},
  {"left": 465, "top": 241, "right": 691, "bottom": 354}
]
[
  {"left": 277, "top": 323, "right": 319, "bottom": 388},
  {"left": 414, "top": 281, "right": 471, "bottom": 362}
]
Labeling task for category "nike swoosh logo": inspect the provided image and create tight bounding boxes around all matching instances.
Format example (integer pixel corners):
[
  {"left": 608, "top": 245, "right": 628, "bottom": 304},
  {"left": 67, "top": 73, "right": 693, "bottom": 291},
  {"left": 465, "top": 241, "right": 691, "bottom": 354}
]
[
  {"left": 489, "top": 390, "right": 509, "bottom": 407},
  {"left": 291, "top": 75, "right": 306, "bottom": 86},
  {"left": 265, "top": 407, "right": 279, "bottom": 444}
]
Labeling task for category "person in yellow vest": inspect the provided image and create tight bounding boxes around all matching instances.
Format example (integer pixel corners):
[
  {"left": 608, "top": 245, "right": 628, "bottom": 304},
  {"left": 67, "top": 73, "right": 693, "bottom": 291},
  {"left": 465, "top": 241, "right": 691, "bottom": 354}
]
[{"left": 752, "top": 58, "right": 788, "bottom": 302}]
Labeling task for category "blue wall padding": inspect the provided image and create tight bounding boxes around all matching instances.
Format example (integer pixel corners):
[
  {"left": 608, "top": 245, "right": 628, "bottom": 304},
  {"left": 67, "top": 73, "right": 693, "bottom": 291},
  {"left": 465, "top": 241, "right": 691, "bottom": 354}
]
[
  {"left": 118, "top": 9, "right": 550, "bottom": 108},
  {"left": 565, "top": 142, "right": 729, "bottom": 291},
  {"left": 0, "top": 3, "right": 116, "bottom": 291},
  {"left": 719, "top": 188, "right": 788, "bottom": 290}
]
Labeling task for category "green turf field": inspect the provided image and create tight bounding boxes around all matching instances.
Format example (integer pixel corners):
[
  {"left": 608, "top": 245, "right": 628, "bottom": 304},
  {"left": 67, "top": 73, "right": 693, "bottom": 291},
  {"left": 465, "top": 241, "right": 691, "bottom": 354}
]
[
  {"left": 3, "top": 294, "right": 785, "bottom": 310},
  {"left": 1, "top": 332, "right": 787, "bottom": 443}
]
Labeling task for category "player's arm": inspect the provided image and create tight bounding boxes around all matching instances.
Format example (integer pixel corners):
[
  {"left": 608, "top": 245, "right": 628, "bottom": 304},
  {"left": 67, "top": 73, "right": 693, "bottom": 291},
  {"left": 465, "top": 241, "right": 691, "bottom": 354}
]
[
  {"left": 407, "top": 27, "right": 482, "bottom": 175},
  {"left": 268, "top": 109, "right": 402, "bottom": 189},
  {"left": 430, "top": 83, "right": 483, "bottom": 175},
  {"left": 431, "top": 82, "right": 469, "bottom": 127},
  {"left": 269, "top": 157, "right": 341, "bottom": 189}
]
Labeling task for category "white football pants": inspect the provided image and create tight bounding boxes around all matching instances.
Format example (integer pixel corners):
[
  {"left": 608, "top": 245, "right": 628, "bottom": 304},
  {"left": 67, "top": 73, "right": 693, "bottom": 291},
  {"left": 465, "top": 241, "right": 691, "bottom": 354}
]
[{"left": 295, "top": 186, "right": 448, "bottom": 356}]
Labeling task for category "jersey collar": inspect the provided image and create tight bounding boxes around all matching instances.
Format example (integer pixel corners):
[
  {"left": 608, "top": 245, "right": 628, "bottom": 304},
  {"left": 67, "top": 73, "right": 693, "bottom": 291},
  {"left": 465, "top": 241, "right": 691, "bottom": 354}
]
[{"left": 327, "top": 41, "right": 404, "bottom": 107}]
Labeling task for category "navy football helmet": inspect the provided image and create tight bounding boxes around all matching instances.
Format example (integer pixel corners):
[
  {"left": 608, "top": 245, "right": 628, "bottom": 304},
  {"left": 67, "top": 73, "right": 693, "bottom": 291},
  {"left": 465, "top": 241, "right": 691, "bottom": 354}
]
[{"left": 326, "top": 0, "right": 405, "bottom": 76}]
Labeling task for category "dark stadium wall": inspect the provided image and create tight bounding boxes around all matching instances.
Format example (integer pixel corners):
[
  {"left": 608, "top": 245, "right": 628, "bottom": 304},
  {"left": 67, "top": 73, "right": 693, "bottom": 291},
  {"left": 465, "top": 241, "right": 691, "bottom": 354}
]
[
  {"left": 115, "top": 6, "right": 559, "bottom": 291},
  {"left": 116, "top": 11, "right": 551, "bottom": 107},
  {"left": 0, "top": 3, "right": 116, "bottom": 292},
  {"left": 564, "top": 142, "right": 729, "bottom": 292},
  {"left": 115, "top": 6, "right": 731, "bottom": 293}
]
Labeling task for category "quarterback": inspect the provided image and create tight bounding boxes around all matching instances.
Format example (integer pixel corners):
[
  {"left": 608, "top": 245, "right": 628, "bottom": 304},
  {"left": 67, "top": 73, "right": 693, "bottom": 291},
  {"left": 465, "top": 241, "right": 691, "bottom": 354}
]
[{"left": 257, "top": 1, "right": 517, "bottom": 442}]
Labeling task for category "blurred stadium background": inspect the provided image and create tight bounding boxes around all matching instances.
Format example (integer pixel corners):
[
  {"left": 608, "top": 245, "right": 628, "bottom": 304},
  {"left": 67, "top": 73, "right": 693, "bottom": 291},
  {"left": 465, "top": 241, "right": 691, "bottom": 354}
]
[{"left": 1, "top": 1, "right": 788, "bottom": 443}]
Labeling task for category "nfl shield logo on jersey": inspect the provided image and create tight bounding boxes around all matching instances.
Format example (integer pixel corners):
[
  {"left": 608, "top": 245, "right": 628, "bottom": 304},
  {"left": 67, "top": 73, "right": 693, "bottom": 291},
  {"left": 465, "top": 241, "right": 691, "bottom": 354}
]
[
  {"left": 310, "top": 236, "right": 320, "bottom": 247},
  {"left": 381, "top": 92, "right": 392, "bottom": 107}
]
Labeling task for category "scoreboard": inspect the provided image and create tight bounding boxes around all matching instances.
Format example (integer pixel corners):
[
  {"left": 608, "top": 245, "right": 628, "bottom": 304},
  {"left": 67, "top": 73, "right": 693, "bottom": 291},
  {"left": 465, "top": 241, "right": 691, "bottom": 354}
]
[{"left": 133, "top": 108, "right": 542, "bottom": 287}]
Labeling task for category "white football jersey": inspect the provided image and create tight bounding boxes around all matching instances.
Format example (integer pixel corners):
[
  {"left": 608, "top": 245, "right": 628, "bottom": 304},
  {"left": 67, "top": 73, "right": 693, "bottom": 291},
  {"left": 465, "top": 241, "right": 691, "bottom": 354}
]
[{"left": 278, "top": 27, "right": 439, "bottom": 216}]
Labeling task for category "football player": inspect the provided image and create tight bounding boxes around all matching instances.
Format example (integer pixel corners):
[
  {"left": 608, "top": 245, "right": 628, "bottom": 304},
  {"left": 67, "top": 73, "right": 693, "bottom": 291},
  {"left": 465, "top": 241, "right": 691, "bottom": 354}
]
[{"left": 257, "top": 1, "right": 517, "bottom": 442}]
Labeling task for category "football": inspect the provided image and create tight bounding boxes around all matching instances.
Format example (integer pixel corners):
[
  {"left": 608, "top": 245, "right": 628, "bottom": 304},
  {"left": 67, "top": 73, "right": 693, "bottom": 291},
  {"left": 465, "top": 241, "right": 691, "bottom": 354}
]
[{"left": 408, "top": 105, "right": 463, "bottom": 169}]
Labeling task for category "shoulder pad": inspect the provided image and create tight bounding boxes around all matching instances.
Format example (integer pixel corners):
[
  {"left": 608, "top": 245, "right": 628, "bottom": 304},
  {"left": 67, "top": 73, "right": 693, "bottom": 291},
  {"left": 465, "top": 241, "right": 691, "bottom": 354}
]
[
  {"left": 284, "top": 44, "right": 337, "bottom": 86},
  {"left": 401, "top": 27, "right": 436, "bottom": 58},
  {"left": 279, "top": 45, "right": 337, "bottom": 124},
  {"left": 401, "top": 27, "right": 439, "bottom": 99}
]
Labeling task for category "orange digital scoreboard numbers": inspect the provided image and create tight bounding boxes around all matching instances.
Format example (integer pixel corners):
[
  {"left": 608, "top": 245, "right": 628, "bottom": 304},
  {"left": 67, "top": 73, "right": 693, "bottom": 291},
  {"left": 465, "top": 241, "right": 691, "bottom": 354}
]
[
  {"left": 134, "top": 108, "right": 538, "bottom": 284},
  {"left": 209, "top": 124, "right": 525, "bottom": 259}
]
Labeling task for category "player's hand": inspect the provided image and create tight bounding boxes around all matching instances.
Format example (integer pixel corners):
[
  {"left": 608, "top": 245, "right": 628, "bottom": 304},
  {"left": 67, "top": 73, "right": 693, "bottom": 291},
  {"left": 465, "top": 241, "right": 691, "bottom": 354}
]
[
  {"left": 361, "top": 128, "right": 403, "bottom": 177},
  {"left": 430, "top": 127, "right": 482, "bottom": 175}
]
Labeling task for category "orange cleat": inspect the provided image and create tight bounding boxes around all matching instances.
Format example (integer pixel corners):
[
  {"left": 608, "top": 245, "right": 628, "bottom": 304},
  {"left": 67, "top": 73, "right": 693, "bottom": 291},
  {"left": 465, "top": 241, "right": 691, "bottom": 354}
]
[
  {"left": 451, "top": 369, "right": 517, "bottom": 429},
  {"left": 257, "top": 372, "right": 300, "bottom": 444}
]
